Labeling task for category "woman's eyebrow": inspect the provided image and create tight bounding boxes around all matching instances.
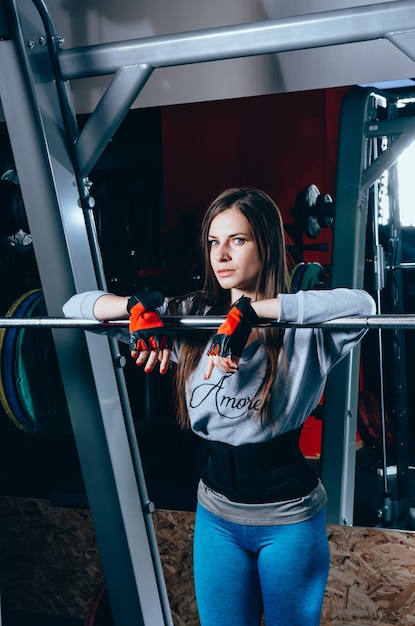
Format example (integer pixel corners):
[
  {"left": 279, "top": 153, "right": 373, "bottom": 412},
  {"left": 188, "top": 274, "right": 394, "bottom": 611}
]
[{"left": 208, "top": 231, "right": 250, "bottom": 238}]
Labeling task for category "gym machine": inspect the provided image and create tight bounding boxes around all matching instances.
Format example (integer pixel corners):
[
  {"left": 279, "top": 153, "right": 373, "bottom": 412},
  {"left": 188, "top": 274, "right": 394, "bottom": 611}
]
[
  {"left": 322, "top": 85, "right": 415, "bottom": 528},
  {"left": 1, "top": 0, "right": 415, "bottom": 624}
]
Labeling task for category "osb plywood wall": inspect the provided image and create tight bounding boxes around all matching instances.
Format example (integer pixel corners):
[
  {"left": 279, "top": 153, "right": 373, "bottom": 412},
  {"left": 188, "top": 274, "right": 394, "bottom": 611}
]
[{"left": 0, "top": 498, "right": 415, "bottom": 625}]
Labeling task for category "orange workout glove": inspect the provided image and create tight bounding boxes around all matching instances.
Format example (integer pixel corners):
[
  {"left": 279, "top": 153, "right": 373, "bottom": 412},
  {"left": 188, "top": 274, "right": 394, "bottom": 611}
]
[
  {"left": 207, "top": 296, "right": 259, "bottom": 358},
  {"left": 127, "top": 291, "right": 170, "bottom": 354}
]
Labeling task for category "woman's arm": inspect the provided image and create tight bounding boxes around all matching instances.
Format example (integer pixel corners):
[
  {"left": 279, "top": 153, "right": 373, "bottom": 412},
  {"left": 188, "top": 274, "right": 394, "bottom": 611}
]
[
  {"left": 63, "top": 290, "right": 171, "bottom": 374},
  {"left": 250, "top": 297, "right": 281, "bottom": 320},
  {"left": 277, "top": 288, "right": 376, "bottom": 324},
  {"left": 204, "top": 296, "right": 281, "bottom": 380},
  {"left": 93, "top": 292, "right": 172, "bottom": 374},
  {"left": 250, "top": 289, "right": 376, "bottom": 324},
  {"left": 93, "top": 294, "right": 129, "bottom": 320},
  {"left": 204, "top": 289, "right": 375, "bottom": 379},
  {"left": 62, "top": 290, "right": 130, "bottom": 344},
  {"left": 62, "top": 290, "right": 128, "bottom": 321}
]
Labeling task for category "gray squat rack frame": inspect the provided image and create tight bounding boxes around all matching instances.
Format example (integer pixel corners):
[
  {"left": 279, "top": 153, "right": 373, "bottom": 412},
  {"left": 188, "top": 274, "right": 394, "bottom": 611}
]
[
  {"left": 323, "top": 85, "right": 415, "bottom": 528},
  {"left": 1, "top": 1, "right": 415, "bottom": 624}
]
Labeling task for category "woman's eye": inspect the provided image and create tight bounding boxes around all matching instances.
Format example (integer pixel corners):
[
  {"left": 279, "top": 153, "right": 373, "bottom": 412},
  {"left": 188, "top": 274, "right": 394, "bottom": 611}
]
[
  {"left": 233, "top": 237, "right": 245, "bottom": 245},
  {"left": 208, "top": 239, "right": 218, "bottom": 247}
]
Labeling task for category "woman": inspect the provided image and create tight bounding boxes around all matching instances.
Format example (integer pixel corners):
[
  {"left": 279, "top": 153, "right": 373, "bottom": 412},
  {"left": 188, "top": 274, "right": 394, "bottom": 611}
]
[{"left": 63, "top": 187, "right": 376, "bottom": 626}]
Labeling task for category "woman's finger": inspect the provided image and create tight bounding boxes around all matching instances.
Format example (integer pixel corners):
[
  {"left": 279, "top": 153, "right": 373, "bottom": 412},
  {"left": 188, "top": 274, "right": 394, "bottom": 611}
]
[
  {"left": 132, "top": 349, "right": 150, "bottom": 366},
  {"left": 216, "top": 356, "right": 238, "bottom": 373},
  {"left": 204, "top": 356, "right": 215, "bottom": 380},
  {"left": 204, "top": 355, "right": 238, "bottom": 379},
  {"left": 143, "top": 349, "right": 161, "bottom": 372},
  {"left": 158, "top": 349, "right": 172, "bottom": 375}
]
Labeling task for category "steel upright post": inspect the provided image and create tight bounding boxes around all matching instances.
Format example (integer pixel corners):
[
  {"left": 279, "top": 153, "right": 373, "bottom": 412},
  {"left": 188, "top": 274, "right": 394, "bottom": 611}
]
[
  {"left": 321, "top": 87, "right": 375, "bottom": 526},
  {"left": 0, "top": 1, "right": 172, "bottom": 624}
]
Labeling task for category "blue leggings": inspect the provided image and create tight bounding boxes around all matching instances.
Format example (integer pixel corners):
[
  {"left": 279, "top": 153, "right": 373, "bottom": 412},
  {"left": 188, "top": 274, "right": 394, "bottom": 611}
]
[{"left": 193, "top": 504, "right": 330, "bottom": 626}]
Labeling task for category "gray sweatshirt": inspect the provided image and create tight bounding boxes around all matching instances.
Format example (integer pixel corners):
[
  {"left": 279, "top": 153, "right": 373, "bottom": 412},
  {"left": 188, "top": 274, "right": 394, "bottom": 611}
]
[
  {"left": 63, "top": 288, "right": 375, "bottom": 447},
  {"left": 63, "top": 288, "right": 375, "bottom": 523}
]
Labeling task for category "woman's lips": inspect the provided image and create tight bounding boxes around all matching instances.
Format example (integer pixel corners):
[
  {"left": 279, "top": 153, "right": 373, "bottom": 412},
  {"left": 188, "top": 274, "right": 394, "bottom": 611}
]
[{"left": 217, "top": 269, "right": 235, "bottom": 277}]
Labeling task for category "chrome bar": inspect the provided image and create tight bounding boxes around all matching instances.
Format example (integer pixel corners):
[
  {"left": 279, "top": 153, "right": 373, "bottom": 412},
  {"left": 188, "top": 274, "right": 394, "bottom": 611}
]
[
  {"left": 388, "top": 262, "right": 415, "bottom": 270},
  {"left": 58, "top": 0, "right": 415, "bottom": 80},
  {"left": 2, "top": 315, "right": 415, "bottom": 329}
]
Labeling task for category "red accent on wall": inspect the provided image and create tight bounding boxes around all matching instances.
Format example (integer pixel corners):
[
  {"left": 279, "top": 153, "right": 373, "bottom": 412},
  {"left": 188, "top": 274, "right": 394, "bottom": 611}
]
[{"left": 161, "top": 86, "right": 351, "bottom": 272}]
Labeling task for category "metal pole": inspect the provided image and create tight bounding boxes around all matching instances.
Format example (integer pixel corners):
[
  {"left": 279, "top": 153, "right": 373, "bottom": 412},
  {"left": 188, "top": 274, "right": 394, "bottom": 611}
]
[
  {"left": 0, "top": 314, "right": 415, "bottom": 329},
  {"left": 58, "top": 0, "right": 415, "bottom": 80},
  {"left": 55, "top": 1, "right": 415, "bottom": 177},
  {"left": 321, "top": 87, "right": 374, "bottom": 526},
  {"left": 0, "top": 2, "right": 172, "bottom": 624}
]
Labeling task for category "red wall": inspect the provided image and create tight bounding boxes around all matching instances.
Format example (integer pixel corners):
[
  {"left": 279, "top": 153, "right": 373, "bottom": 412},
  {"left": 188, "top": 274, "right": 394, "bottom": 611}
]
[{"left": 161, "top": 85, "right": 351, "bottom": 272}]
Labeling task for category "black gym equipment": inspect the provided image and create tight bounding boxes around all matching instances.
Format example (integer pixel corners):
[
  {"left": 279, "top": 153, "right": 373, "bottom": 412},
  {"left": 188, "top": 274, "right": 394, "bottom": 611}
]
[
  {"left": 291, "top": 183, "right": 334, "bottom": 239},
  {"left": 290, "top": 261, "right": 328, "bottom": 293},
  {"left": 0, "top": 165, "right": 32, "bottom": 252},
  {"left": 0, "top": 290, "right": 71, "bottom": 437}
]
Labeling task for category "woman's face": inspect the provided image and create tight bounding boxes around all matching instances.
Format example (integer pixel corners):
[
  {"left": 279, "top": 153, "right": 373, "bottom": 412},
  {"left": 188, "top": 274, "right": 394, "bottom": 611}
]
[{"left": 208, "top": 208, "right": 261, "bottom": 300}]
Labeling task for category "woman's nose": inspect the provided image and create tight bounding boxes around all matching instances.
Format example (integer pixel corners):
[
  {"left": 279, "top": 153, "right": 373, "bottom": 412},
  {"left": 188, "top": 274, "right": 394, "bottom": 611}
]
[{"left": 215, "top": 242, "right": 231, "bottom": 261}]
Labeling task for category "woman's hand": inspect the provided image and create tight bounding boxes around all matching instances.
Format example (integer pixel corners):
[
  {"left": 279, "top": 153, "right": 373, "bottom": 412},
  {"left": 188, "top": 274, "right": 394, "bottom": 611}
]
[
  {"left": 90, "top": 290, "right": 172, "bottom": 374},
  {"left": 207, "top": 296, "right": 258, "bottom": 358},
  {"left": 204, "top": 296, "right": 257, "bottom": 379},
  {"left": 132, "top": 345, "right": 172, "bottom": 375},
  {"left": 204, "top": 354, "right": 239, "bottom": 380},
  {"left": 128, "top": 291, "right": 171, "bottom": 375}
]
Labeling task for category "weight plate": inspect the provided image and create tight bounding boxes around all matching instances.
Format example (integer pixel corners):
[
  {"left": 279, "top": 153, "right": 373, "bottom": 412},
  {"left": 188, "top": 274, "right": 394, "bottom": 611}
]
[
  {"left": 16, "top": 297, "right": 71, "bottom": 437},
  {"left": 305, "top": 215, "right": 321, "bottom": 239},
  {"left": 3, "top": 290, "right": 44, "bottom": 433},
  {"left": 299, "top": 262, "right": 328, "bottom": 291},
  {"left": 0, "top": 166, "right": 33, "bottom": 253},
  {"left": 13, "top": 292, "right": 48, "bottom": 433},
  {"left": 0, "top": 290, "right": 71, "bottom": 436},
  {"left": 0, "top": 290, "right": 41, "bottom": 432},
  {"left": 290, "top": 262, "right": 328, "bottom": 293},
  {"left": 290, "top": 263, "right": 308, "bottom": 293}
]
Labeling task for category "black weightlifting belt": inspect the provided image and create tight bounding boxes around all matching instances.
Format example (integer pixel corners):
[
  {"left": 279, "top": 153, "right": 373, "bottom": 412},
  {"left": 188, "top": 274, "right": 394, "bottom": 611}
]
[{"left": 202, "top": 426, "right": 319, "bottom": 504}]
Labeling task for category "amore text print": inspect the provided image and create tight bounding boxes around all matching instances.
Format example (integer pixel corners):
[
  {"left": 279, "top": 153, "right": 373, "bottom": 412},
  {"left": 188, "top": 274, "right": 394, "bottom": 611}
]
[{"left": 190, "top": 375, "right": 261, "bottom": 419}]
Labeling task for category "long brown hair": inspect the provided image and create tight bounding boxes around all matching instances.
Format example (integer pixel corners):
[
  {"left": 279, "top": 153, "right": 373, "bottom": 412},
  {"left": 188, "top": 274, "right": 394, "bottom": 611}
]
[{"left": 171, "top": 187, "right": 291, "bottom": 428}]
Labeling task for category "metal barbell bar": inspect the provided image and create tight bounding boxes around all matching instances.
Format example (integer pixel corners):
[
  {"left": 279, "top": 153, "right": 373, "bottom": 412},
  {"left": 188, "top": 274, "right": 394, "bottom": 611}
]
[{"left": 1, "top": 314, "right": 415, "bottom": 329}]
